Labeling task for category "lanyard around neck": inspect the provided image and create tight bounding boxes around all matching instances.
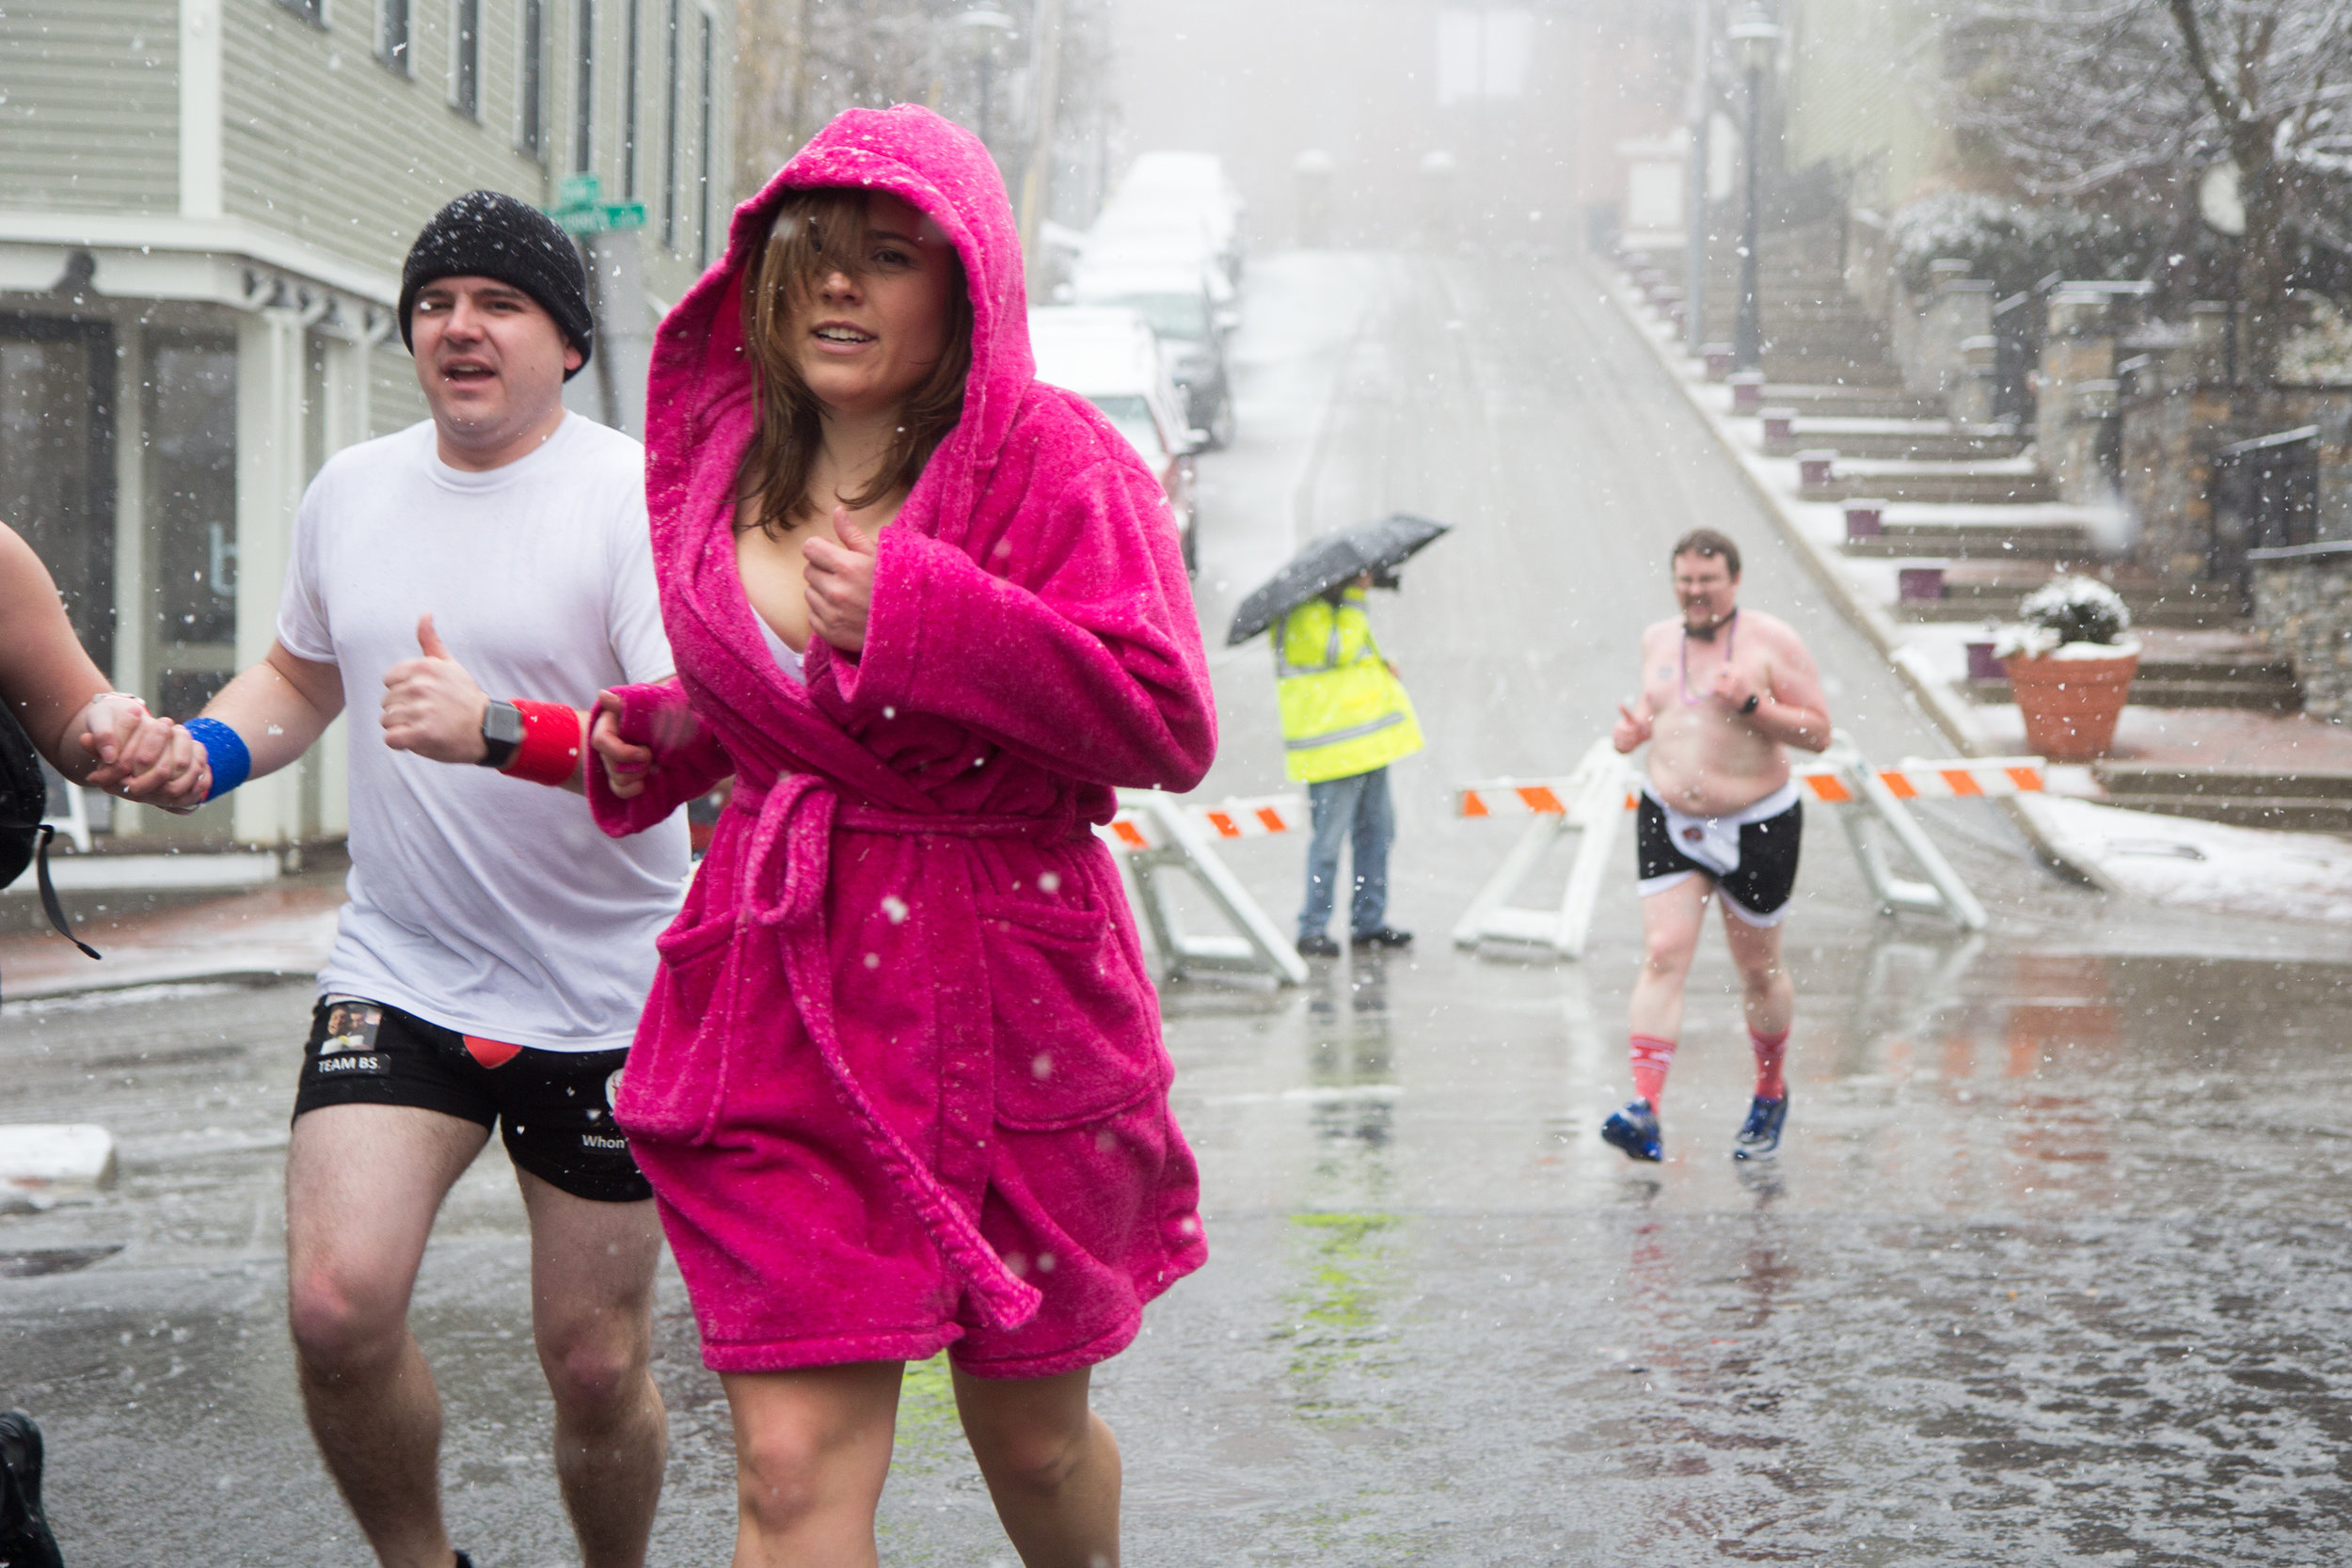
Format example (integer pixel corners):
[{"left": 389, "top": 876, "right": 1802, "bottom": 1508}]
[{"left": 1678, "top": 610, "right": 1738, "bottom": 705}]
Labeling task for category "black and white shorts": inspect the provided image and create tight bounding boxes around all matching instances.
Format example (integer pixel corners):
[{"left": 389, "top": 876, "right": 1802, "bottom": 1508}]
[
  {"left": 1636, "top": 785, "right": 1804, "bottom": 927},
  {"left": 292, "top": 996, "right": 651, "bottom": 1203}
]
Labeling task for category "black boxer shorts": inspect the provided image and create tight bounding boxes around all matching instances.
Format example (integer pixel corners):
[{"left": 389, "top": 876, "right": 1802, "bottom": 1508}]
[{"left": 292, "top": 996, "right": 650, "bottom": 1203}]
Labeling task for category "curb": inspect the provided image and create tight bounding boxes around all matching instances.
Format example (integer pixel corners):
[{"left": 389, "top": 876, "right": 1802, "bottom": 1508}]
[{"left": 1600, "top": 265, "right": 2118, "bottom": 894}]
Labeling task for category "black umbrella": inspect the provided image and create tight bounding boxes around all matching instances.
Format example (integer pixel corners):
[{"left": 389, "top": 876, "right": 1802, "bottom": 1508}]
[{"left": 1225, "top": 513, "right": 1452, "bottom": 646}]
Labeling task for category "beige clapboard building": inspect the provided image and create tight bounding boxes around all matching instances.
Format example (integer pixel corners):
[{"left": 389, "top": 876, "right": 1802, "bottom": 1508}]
[{"left": 0, "top": 0, "right": 732, "bottom": 848}]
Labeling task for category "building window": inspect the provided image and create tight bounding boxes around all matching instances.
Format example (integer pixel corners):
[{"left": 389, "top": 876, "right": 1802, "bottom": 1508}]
[
  {"left": 660, "top": 0, "right": 680, "bottom": 248},
  {"left": 518, "top": 0, "right": 547, "bottom": 158},
  {"left": 378, "top": 0, "right": 411, "bottom": 70},
  {"left": 622, "top": 0, "right": 643, "bottom": 199},
  {"left": 1, "top": 316, "right": 119, "bottom": 682},
  {"left": 450, "top": 0, "right": 480, "bottom": 118},
  {"left": 278, "top": 0, "right": 326, "bottom": 25},
  {"left": 575, "top": 0, "right": 597, "bottom": 174},
  {"left": 697, "top": 6, "right": 713, "bottom": 270}
]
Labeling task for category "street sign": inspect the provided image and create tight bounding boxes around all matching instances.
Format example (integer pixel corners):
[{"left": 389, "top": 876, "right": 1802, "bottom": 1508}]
[{"left": 547, "top": 172, "right": 646, "bottom": 235}]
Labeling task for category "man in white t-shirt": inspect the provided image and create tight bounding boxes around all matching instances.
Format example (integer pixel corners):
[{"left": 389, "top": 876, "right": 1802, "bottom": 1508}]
[{"left": 156, "top": 193, "right": 684, "bottom": 1568}]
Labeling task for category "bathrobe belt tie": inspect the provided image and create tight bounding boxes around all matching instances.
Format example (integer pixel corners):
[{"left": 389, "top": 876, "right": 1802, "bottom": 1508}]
[{"left": 725, "top": 770, "right": 1087, "bottom": 1332}]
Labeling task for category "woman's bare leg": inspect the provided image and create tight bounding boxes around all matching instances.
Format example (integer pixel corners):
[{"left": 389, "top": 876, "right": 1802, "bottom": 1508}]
[
  {"left": 952, "top": 1365, "right": 1120, "bottom": 1568},
  {"left": 722, "top": 1362, "right": 902, "bottom": 1568}
]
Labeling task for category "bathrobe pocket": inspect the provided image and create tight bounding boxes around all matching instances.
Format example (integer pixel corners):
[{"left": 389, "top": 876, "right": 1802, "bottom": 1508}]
[
  {"left": 977, "top": 892, "right": 1164, "bottom": 1130},
  {"left": 617, "top": 879, "right": 740, "bottom": 1143}
]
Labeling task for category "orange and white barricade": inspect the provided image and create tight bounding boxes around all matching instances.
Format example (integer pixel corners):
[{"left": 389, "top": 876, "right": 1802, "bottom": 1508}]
[
  {"left": 1099, "top": 792, "right": 1310, "bottom": 985},
  {"left": 1450, "top": 736, "right": 1631, "bottom": 958},
  {"left": 1453, "top": 732, "right": 2026, "bottom": 956}
]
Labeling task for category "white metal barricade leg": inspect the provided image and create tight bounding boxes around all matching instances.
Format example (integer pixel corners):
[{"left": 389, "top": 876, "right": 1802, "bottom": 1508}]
[
  {"left": 39, "top": 759, "right": 91, "bottom": 854},
  {"left": 1822, "top": 732, "right": 1988, "bottom": 931},
  {"left": 1450, "top": 736, "right": 1629, "bottom": 958},
  {"left": 1110, "top": 793, "right": 1310, "bottom": 986}
]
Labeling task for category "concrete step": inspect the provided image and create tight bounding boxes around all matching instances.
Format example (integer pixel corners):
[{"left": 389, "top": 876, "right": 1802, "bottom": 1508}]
[
  {"left": 2093, "top": 763, "right": 2352, "bottom": 800},
  {"left": 1765, "top": 385, "right": 1947, "bottom": 420},
  {"left": 1842, "top": 522, "right": 2097, "bottom": 560},
  {"left": 2090, "top": 794, "right": 2352, "bottom": 832},
  {"left": 1899, "top": 583, "right": 2243, "bottom": 627},
  {"left": 1767, "top": 424, "right": 2026, "bottom": 461},
  {"left": 1815, "top": 467, "right": 2056, "bottom": 505},
  {"left": 1964, "top": 675, "right": 2300, "bottom": 711}
]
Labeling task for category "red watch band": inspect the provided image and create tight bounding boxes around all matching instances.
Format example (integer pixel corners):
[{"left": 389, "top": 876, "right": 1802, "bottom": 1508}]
[{"left": 501, "top": 700, "right": 582, "bottom": 785}]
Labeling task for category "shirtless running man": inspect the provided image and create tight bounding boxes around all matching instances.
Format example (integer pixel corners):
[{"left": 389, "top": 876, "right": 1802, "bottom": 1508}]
[{"left": 1603, "top": 530, "right": 1831, "bottom": 1163}]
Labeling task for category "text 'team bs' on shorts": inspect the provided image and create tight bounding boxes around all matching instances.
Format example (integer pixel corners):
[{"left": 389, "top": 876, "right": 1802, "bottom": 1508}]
[{"left": 293, "top": 996, "right": 651, "bottom": 1203}]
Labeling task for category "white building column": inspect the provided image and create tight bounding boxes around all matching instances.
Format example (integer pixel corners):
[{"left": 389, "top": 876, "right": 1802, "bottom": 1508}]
[
  {"left": 307, "top": 320, "right": 376, "bottom": 841},
  {"left": 109, "top": 320, "right": 150, "bottom": 838},
  {"left": 179, "top": 0, "right": 224, "bottom": 220},
  {"left": 230, "top": 306, "right": 308, "bottom": 847}
]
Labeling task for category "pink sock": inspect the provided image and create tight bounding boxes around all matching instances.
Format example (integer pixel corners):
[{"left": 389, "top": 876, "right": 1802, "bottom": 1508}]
[
  {"left": 1629, "top": 1034, "right": 1677, "bottom": 1104},
  {"left": 1750, "top": 1026, "right": 1788, "bottom": 1100}
]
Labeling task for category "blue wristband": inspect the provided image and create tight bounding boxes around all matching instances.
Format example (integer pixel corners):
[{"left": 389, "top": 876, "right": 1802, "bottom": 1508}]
[{"left": 184, "top": 717, "right": 251, "bottom": 802}]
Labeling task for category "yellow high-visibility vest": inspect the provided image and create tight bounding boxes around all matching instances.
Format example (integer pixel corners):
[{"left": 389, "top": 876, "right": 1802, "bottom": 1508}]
[{"left": 1274, "top": 587, "right": 1422, "bottom": 784}]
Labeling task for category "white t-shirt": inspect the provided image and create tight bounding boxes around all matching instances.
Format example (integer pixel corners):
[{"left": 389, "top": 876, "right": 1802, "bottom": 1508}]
[{"left": 277, "top": 415, "right": 688, "bottom": 1052}]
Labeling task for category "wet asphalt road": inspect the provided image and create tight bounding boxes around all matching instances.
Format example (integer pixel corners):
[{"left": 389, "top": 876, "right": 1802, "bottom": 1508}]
[{"left": 6, "top": 252, "right": 2352, "bottom": 1566}]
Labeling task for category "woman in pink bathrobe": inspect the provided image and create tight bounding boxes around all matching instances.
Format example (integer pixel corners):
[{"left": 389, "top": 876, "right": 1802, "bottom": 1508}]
[{"left": 585, "top": 104, "right": 1215, "bottom": 1561}]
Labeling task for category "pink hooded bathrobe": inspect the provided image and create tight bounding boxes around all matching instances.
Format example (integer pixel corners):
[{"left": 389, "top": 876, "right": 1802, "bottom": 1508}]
[{"left": 589, "top": 105, "right": 1216, "bottom": 1377}]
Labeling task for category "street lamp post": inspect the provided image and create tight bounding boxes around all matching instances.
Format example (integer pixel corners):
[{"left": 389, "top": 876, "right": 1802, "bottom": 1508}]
[
  {"left": 1728, "top": 4, "right": 1780, "bottom": 372},
  {"left": 956, "top": 6, "right": 1016, "bottom": 154}
]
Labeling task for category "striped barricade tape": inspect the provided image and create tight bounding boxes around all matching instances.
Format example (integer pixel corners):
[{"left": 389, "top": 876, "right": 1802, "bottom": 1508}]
[
  {"left": 1457, "top": 757, "right": 2045, "bottom": 817},
  {"left": 1103, "top": 794, "right": 1307, "bottom": 854}
]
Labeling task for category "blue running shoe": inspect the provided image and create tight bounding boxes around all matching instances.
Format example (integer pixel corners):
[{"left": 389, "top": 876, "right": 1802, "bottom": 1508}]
[
  {"left": 1601, "top": 1098, "right": 1662, "bottom": 1163},
  {"left": 1733, "top": 1093, "right": 1788, "bottom": 1160}
]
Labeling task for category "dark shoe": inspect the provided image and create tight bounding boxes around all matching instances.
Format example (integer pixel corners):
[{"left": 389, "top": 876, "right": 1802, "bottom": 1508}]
[
  {"left": 1601, "top": 1099, "right": 1662, "bottom": 1163},
  {"left": 453, "top": 1555, "right": 473, "bottom": 1568},
  {"left": 1733, "top": 1093, "right": 1788, "bottom": 1160},
  {"left": 0, "top": 1409, "right": 62, "bottom": 1568},
  {"left": 1295, "top": 933, "right": 1342, "bottom": 958},
  {"left": 1349, "top": 927, "right": 1413, "bottom": 948}
]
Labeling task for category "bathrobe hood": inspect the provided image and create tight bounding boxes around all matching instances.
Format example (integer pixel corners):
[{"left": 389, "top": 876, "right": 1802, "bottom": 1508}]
[{"left": 651, "top": 103, "right": 1031, "bottom": 562}]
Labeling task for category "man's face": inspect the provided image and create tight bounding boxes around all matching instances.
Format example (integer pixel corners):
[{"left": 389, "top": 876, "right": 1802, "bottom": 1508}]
[
  {"left": 1672, "top": 550, "right": 1740, "bottom": 632},
  {"left": 407, "top": 277, "right": 581, "bottom": 450}
]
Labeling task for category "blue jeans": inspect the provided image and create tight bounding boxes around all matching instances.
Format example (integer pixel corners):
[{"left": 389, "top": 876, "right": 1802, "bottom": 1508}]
[{"left": 1300, "top": 767, "right": 1393, "bottom": 941}]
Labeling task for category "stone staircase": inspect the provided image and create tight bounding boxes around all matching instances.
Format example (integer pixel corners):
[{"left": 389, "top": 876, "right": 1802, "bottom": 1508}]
[
  {"left": 2091, "top": 764, "right": 2352, "bottom": 832},
  {"left": 1629, "top": 223, "right": 2337, "bottom": 831}
]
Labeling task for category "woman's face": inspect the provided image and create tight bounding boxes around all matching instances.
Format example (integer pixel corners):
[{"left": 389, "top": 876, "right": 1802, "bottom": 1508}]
[{"left": 789, "top": 192, "right": 961, "bottom": 420}]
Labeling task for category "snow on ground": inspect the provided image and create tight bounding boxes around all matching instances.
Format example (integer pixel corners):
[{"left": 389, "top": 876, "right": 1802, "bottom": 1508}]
[{"left": 2043, "top": 797, "right": 2352, "bottom": 925}]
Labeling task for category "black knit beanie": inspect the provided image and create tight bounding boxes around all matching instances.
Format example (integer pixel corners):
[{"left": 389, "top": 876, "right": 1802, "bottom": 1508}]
[{"left": 399, "top": 190, "right": 594, "bottom": 380}]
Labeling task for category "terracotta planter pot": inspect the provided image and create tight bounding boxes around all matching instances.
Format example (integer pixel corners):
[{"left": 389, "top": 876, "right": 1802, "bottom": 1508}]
[{"left": 2001, "top": 649, "right": 2138, "bottom": 761}]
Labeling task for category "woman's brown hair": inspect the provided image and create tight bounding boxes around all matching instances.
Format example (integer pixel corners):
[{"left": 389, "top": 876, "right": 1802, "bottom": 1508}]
[{"left": 734, "top": 187, "right": 975, "bottom": 536}]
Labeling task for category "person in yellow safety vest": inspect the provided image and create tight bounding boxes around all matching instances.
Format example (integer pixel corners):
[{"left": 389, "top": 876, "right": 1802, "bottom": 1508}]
[{"left": 1275, "top": 572, "right": 1422, "bottom": 958}]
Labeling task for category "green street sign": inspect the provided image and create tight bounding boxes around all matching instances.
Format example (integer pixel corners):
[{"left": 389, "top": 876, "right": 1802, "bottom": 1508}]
[{"left": 547, "top": 172, "right": 646, "bottom": 235}]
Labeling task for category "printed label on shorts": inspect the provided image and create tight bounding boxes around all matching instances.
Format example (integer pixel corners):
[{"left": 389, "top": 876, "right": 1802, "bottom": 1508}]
[
  {"left": 315, "top": 997, "right": 390, "bottom": 1077},
  {"left": 580, "top": 1132, "right": 631, "bottom": 1153}
]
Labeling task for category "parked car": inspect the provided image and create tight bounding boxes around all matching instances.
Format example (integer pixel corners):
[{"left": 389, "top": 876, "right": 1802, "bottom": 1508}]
[
  {"left": 1086, "top": 202, "right": 1237, "bottom": 307},
  {"left": 1028, "top": 306, "right": 1204, "bottom": 573},
  {"left": 1116, "top": 151, "right": 1246, "bottom": 283},
  {"left": 1068, "top": 263, "right": 1236, "bottom": 451}
]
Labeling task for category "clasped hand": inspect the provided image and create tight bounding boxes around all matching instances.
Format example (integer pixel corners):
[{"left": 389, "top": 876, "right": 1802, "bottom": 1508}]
[{"left": 80, "top": 694, "right": 211, "bottom": 809}]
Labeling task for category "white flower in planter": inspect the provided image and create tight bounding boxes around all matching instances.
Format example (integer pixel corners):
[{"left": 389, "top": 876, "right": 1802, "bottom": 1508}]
[{"left": 1996, "top": 576, "right": 2138, "bottom": 661}]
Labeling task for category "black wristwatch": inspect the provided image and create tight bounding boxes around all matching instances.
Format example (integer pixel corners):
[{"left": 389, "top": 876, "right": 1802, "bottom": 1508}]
[
  {"left": 1740, "top": 693, "right": 1761, "bottom": 715},
  {"left": 477, "top": 698, "right": 523, "bottom": 768}
]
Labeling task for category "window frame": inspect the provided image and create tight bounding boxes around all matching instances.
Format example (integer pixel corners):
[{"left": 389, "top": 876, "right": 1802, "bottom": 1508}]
[
  {"left": 517, "top": 0, "right": 548, "bottom": 160},
  {"left": 376, "top": 0, "right": 411, "bottom": 71},
  {"left": 448, "top": 0, "right": 481, "bottom": 119}
]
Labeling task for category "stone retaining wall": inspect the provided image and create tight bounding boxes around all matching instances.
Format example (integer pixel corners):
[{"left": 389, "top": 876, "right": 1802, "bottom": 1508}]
[{"left": 2253, "top": 557, "right": 2352, "bottom": 722}]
